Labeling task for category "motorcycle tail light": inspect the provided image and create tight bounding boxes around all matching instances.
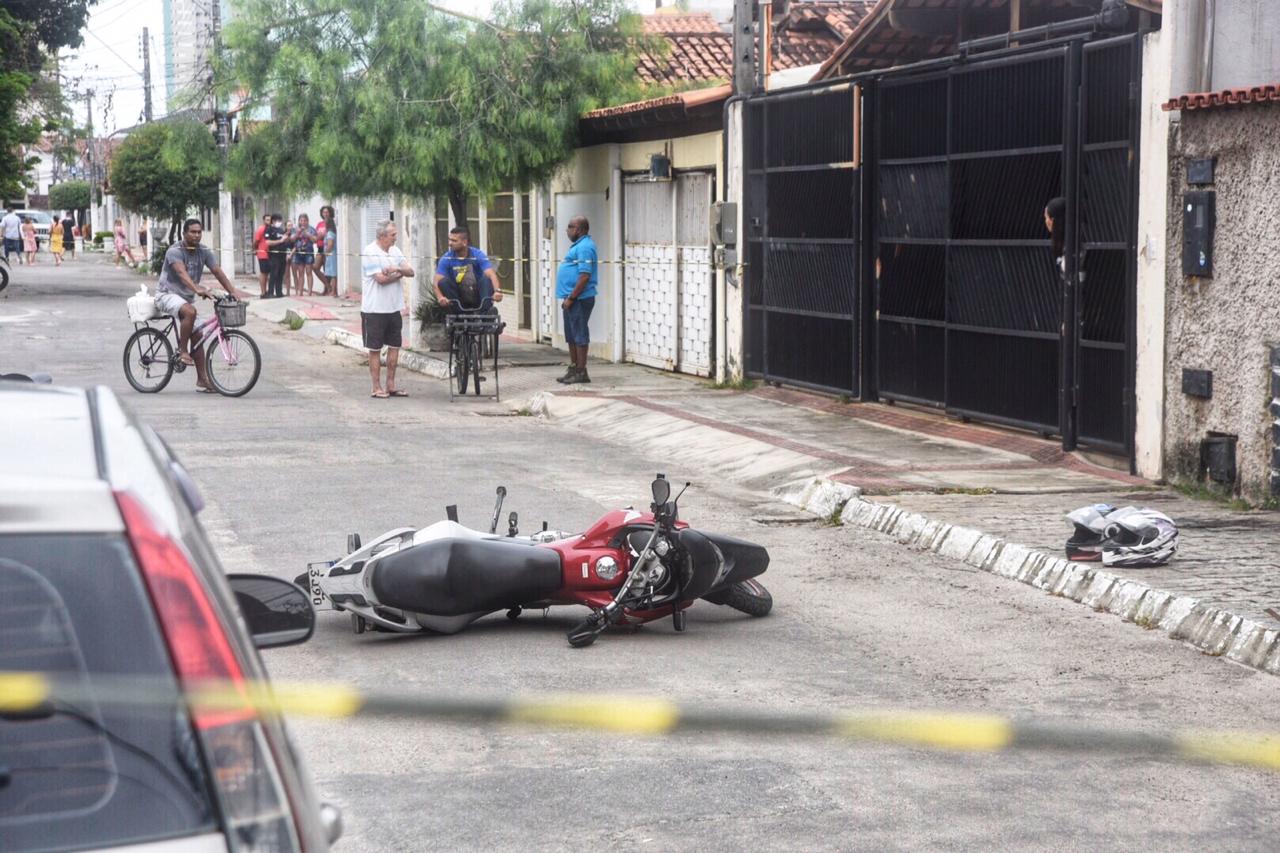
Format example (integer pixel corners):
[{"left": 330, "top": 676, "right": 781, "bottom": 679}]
[{"left": 117, "top": 490, "right": 303, "bottom": 853}]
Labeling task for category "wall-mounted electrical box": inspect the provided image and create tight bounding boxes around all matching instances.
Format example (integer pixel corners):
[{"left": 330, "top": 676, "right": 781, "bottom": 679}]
[
  {"left": 1187, "top": 158, "right": 1216, "bottom": 185},
  {"left": 649, "top": 154, "right": 671, "bottom": 181},
  {"left": 1182, "top": 368, "right": 1213, "bottom": 398},
  {"left": 1182, "top": 190, "right": 1215, "bottom": 277},
  {"left": 711, "top": 201, "right": 738, "bottom": 247}
]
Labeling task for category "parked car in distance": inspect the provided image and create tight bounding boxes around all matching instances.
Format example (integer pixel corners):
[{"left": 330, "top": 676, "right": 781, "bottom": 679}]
[
  {"left": 0, "top": 381, "right": 342, "bottom": 852},
  {"left": 15, "top": 209, "right": 53, "bottom": 243}
]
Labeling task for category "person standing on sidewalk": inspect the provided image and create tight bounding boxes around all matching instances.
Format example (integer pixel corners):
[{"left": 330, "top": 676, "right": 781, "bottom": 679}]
[
  {"left": 252, "top": 214, "right": 271, "bottom": 297},
  {"left": 556, "top": 215, "right": 598, "bottom": 385},
  {"left": 60, "top": 212, "right": 76, "bottom": 259},
  {"left": 360, "top": 219, "right": 414, "bottom": 398},
  {"left": 264, "top": 214, "right": 288, "bottom": 298},
  {"left": 2, "top": 208, "right": 23, "bottom": 264},
  {"left": 49, "top": 216, "right": 64, "bottom": 265}
]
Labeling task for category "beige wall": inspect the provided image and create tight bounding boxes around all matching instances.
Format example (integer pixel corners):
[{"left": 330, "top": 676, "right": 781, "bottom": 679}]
[
  {"left": 1163, "top": 102, "right": 1280, "bottom": 502},
  {"left": 542, "top": 130, "right": 725, "bottom": 364}
]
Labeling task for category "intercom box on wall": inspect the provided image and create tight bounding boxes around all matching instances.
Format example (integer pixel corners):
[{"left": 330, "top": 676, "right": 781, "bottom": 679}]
[{"left": 1182, "top": 191, "right": 1215, "bottom": 277}]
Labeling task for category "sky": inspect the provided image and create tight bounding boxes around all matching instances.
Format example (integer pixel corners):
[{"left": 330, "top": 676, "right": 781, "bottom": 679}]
[{"left": 62, "top": 0, "right": 685, "bottom": 135}]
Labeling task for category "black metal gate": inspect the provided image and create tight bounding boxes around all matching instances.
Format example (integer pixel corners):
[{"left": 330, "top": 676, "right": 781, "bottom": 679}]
[
  {"left": 871, "top": 35, "right": 1139, "bottom": 454},
  {"left": 744, "top": 85, "right": 861, "bottom": 395}
]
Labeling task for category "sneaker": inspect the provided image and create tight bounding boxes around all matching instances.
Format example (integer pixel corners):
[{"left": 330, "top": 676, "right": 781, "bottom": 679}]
[
  {"left": 563, "top": 369, "right": 591, "bottom": 385},
  {"left": 555, "top": 367, "right": 579, "bottom": 384}
]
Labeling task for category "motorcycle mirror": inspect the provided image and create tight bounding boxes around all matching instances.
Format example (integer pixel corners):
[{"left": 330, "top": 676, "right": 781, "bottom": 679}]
[{"left": 651, "top": 477, "right": 671, "bottom": 505}]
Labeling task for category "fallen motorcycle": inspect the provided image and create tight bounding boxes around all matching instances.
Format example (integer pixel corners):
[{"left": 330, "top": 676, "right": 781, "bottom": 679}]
[{"left": 297, "top": 475, "right": 772, "bottom": 647}]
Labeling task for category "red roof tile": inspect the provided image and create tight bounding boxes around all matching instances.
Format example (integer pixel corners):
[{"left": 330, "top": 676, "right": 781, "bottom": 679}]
[
  {"left": 642, "top": 12, "right": 722, "bottom": 34},
  {"left": 1163, "top": 85, "right": 1280, "bottom": 112},
  {"left": 636, "top": 2, "right": 876, "bottom": 85},
  {"left": 583, "top": 84, "right": 733, "bottom": 120}
]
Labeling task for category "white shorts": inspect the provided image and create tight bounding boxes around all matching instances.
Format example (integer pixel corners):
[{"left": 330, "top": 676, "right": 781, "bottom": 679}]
[{"left": 155, "top": 292, "right": 196, "bottom": 318}]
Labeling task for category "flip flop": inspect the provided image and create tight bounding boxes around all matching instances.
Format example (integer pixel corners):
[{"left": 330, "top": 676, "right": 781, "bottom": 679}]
[
  {"left": 387, "top": 389, "right": 408, "bottom": 397},
  {"left": 195, "top": 386, "right": 216, "bottom": 394},
  {"left": 179, "top": 353, "right": 195, "bottom": 366},
  {"left": 371, "top": 390, "right": 389, "bottom": 398}
]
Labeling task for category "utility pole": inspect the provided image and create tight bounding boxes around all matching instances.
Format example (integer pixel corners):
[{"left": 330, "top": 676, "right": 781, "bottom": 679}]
[
  {"left": 141, "top": 27, "right": 153, "bottom": 122},
  {"left": 210, "top": 0, "right": 236, "bottom": 273},
  {"left": 85, "top": 88, "right": 96, "bottom": 235},
  {"left": 732, "top": 0, "right": 758, "bottom": 96}
]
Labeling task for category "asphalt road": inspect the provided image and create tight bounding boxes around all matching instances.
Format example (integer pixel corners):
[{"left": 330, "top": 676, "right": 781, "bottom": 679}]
[{"left": 6, "top": 259, "right": 1280, "bottom": 852}]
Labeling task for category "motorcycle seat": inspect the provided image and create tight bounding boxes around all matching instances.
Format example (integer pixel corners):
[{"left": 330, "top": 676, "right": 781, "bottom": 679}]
[{"left": 370, "top": 537, "right": 562, "bottom": 616}]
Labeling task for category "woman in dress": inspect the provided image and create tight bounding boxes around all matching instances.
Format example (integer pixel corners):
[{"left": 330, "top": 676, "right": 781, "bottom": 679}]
[
  {"left": 322, "top": 217, "right": 337, "bottom": 296},
  {"left": 21, "top": 219, "right": 37, "bottom": 264},
  {"left": 113, "top": 219, "right": 138, "bottom": 267},
  {"left": 49, "top": 215, "right": 64, "bottom": 265}
]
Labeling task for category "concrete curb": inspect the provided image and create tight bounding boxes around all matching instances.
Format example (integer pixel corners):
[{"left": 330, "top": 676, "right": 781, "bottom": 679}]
[
  {"left": 323, "top": 327, "right": 452, "bottom": 380},
  {"left": 774, "top": 476, "right": 1280, "bottom": 676}
]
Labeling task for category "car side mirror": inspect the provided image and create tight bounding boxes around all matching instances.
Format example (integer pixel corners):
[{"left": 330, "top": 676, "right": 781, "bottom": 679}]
[{"left": 228, "top": 574, "right": 315, "bottom": 649}]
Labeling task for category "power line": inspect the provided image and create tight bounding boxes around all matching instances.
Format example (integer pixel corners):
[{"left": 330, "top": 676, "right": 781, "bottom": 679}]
[{"left": 85, "top": 29, "right": 143, "bottom": 75}]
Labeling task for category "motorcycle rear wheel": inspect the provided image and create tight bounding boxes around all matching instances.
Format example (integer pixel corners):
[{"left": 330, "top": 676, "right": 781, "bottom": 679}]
[{"left": 710, "top": 579, "right": 773, "bottom": 617}]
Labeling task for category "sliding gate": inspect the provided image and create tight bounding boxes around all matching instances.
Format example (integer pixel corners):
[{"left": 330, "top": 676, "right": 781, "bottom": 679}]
[
  {"left": 744, "top": 85, "right": 862, "bottom": 395},
  {"left": 872, "top": 35, "right": 1139, "bottom": 453}
]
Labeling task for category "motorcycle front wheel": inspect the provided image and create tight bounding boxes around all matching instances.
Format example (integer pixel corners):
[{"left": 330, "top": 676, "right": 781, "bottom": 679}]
[{"left": 706, "top": 579, "right": 773, "bottom": 617}]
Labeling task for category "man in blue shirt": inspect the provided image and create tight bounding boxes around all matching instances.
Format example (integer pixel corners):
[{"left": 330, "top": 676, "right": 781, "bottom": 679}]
[
  {"left": 556, "top": 215, "right": 598, "bottom": 384},
  {"left": 433, "top": 226, "right": 504, "bottom": 312}
]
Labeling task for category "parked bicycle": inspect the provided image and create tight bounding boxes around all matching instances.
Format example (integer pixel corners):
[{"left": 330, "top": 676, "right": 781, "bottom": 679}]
[
  {"left": 123, "top": 295, "right": 261, "bottom": 396},
  {"left": 445, "top": 296, "right": 505, "bottom": 401}
]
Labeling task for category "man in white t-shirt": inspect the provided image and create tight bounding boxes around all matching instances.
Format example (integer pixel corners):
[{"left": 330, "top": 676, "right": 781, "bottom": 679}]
[
  {"left": 1, "top": 208, "right": 22, "bottom": 264},
  {"left": 359, "top": 219, "right": 415, "bottom": 398}
]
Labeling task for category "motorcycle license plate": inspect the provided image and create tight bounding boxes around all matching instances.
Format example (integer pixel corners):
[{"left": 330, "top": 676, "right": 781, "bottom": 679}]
[{"left": 306, "top": 560, "right": 336, "bottom": 611}]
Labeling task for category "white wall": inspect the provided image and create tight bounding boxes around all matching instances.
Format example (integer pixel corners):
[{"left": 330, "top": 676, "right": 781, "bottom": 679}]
[{"left": 1134, "top": 21, "right": 1174, "bottom": 480}]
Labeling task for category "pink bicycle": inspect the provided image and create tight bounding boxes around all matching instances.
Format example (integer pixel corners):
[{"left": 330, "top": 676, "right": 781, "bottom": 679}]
[{"left": 122, "top": 296, "right": 261, "bottom": 396}]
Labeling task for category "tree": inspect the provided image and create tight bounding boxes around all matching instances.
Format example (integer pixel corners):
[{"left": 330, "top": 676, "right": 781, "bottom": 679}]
[
  {"left": 109, "top": 120, "right": 221, "bottom": 239},
  {"left": 0, "top": 1, "right": 97, "bottom": 200},
  {"left": 49, "top": 179, "right": 90, "bottom": 213},
  {"left": 220, "top": 0, "right": 652, "bottom": 225}
]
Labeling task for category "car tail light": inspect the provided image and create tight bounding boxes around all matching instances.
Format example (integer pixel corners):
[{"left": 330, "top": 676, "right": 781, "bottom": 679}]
[{"left": 116, "top": 490, "right": 304, "bottom": 852}]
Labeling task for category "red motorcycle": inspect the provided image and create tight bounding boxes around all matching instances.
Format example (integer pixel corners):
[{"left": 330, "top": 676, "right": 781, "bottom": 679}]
[{"left": 299, "top": 476, "right": 772, "bottom": 647}]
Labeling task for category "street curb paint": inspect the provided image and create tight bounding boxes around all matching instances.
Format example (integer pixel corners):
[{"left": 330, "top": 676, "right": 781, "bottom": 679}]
[
  {"left": 323, "top": 327, "right": 452, "bottom": 380},
  {"left": 776, "top": 476, "right": 1280, "bottom": 676}
]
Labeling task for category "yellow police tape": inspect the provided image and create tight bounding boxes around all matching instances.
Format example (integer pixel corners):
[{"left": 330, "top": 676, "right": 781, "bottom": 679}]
[{"left": 3, "top": 671, "right": 1278, "bottom": 771}]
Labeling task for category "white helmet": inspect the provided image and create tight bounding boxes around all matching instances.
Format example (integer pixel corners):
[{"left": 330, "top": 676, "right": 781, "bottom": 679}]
[
  {"left": 1064, "top": 503, "right": 1115, "bottom": 562},
  {"left": 1100, "top": 506, "right": 1178, "bottom": 568}
]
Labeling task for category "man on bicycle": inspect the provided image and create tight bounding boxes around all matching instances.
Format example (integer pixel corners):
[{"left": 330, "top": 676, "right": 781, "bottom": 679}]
[
  {"left": 155, "top": 218, "right": 237, "bottom": 393},
  {"left": 432, "top": 226, "right": 503, "bottom": 312}
]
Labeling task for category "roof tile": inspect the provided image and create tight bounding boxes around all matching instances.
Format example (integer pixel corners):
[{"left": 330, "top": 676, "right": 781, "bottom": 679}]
[{"left": 1163, "top": 84, "right": 1280, "bottom": 112}]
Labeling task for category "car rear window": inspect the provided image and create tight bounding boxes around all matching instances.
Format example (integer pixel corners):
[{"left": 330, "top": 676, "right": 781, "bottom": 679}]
[{"left": 0, "top": 534, "right": 219, "bottom": 851}]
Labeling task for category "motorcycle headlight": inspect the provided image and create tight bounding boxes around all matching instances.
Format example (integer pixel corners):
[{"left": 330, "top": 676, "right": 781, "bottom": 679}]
[
  {"left": 595, "top": 556, "right": 620, "bottom": 581},
  {"left": 653, "top": 537, "right": 671, "bottom": 557}
]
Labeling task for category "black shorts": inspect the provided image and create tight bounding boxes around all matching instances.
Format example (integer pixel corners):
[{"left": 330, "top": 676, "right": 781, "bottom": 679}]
[
  {"left": 257, "top": 258, "right": 270, "bottom": 273},
  {"left": 362, "top": 311, "right": 403, "bottom": 350}
]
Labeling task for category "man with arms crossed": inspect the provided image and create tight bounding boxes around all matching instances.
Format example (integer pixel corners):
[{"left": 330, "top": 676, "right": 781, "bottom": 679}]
[
  {"left": 361, "top": 219, "right": 415, "bottom": 397},
  {"left": 154, "top": 218, "right": 238, "bottom": 393}
]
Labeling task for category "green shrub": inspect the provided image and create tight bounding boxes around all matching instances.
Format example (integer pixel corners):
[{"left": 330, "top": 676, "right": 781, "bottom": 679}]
[
  {"left": 92, "top": 230, "right": 113, "bottom": 247},
  {"left": 413, "top": 296, "right": 447, "bottom": 327},
  {"left": 149, "top": 242, "right": 170, "bottom": 274}
]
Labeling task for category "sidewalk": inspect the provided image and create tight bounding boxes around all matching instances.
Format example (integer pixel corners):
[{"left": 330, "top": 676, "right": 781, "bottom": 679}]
[{"left": 246, "top": 293, "right": 1280, "bottom": 676}]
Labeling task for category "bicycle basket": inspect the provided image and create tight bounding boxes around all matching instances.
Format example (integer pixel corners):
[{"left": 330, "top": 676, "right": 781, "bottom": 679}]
[{"left": 216, "top": 300, "right": 247, "bottom": 327}]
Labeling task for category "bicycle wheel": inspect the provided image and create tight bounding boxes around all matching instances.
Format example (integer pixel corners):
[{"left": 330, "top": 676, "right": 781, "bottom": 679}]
[
  {"left": 454, "top": 334, "right": 470, "bottom": 396},
  {"left": 206, "top": 330, "right": 262, "bottom": 397},
  {"left": 469, "top": 337, "right": 482, "bottom": 396},
  {"left": 122, "top": 326, "right": 175, "bottom": 393}
]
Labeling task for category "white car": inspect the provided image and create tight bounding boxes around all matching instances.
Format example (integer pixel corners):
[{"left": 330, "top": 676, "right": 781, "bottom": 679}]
[{"left": 15, "top": 209, "right": 54, "bottom": 243}]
